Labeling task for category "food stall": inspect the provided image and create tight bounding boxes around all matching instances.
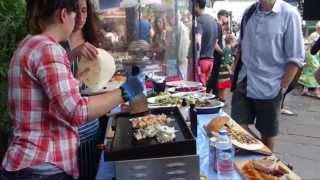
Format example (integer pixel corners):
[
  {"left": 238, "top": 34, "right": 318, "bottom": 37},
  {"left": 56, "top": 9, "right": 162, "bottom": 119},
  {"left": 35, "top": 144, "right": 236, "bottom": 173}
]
[
  {"left": 95, "top": 90, "right": 301, "bottom": 179},
  {"left": 77, "top": 1, "right": 303, "bottom": 179}
]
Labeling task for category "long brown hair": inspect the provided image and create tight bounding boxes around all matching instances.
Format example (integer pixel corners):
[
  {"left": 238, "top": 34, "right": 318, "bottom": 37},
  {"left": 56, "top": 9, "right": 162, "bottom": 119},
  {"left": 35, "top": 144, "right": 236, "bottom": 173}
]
[
  {"left": 82, "top": 0, "right": 102, "bottom": 47},
  {"left": 153, "top": 16, "right": 166, "bottom": 34},
  {"left": 26, "top": 0, "right": 78, "bottom": 34}
]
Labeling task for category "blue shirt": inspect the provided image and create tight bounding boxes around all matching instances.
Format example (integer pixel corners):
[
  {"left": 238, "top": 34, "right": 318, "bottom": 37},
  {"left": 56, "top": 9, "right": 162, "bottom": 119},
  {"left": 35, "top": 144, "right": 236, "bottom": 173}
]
[
  {"left": 196, "top": 14, "right": 218, "bottom": 59},
  {"left": 135, "top": 19, "right": 151, "bottom": 43},
  {"left": 238, "top": 0, "right": 305, "bottom": 99}
]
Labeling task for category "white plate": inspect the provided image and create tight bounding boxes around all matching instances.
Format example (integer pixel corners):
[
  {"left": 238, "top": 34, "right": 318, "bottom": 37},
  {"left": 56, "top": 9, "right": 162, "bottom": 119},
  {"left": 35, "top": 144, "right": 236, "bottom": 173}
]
[
  {"left": 81, "top": 81, "right": 124, "bottom": 96},
  {"left": 148, "top": 104, "right": 177, "bottom": 108},
  {"left": 227, "top": 121, "right": 264, "bottom": 150},
  {"left": 173, "top": 92, "right": 215, "bottom": 100},
  {"left": 195, "top": 101, "right": 224, "bottom": 109},
  {"left": 166, "top": 80, "right": 202, "bottom": 88},
  {"left": 194, "top": 92, "right": 215, "bottom": 100},
  {"left": 147, "top": 94, "right": 171, "bottom": 104},
  {"left": 147, "top": 92, "right": 217, "bottom": 107},
  {"left": 231, "top": 138, "right": 264, "bottom": 150}
]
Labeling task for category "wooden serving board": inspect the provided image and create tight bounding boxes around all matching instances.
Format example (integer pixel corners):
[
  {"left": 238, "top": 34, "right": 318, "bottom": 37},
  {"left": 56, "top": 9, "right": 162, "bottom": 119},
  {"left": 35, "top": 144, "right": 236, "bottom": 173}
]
[
  {"left": 227, "top": 119, "right": 273, "bottom": 155},
  {"left": 207, "top": 117, "right": 272, "bottom": 155},
  {"left": 234, "top": 160, "right": 301, "bottom": 180}
]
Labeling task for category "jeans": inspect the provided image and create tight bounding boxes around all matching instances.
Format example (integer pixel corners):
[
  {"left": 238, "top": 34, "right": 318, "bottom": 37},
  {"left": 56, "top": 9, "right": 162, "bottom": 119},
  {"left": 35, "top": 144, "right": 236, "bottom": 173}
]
[{"left": 0, "top": 168, "right": 74, "bottom": 180}]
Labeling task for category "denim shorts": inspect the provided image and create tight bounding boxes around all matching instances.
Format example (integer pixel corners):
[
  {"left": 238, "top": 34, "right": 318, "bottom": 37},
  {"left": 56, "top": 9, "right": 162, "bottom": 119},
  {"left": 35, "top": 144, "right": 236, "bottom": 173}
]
[{"left": 231, "top": 81, "right": 283, "bottom": 137}]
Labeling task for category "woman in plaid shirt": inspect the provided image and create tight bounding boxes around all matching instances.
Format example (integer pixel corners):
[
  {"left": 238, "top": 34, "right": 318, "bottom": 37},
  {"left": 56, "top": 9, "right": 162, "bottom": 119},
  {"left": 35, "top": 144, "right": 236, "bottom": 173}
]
[{"left": 0, "top": 0, "right": 143, "bottom": 179}]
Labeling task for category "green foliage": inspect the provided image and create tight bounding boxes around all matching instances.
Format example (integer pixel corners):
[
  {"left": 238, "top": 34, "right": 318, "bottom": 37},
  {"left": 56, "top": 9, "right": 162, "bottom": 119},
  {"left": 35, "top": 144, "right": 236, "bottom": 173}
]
[
  {"left": 0, "top": 0, "right": 27, "bottom": 159},
  {"left": 0, "top": 0, "right": 27, "bottom": 79}
]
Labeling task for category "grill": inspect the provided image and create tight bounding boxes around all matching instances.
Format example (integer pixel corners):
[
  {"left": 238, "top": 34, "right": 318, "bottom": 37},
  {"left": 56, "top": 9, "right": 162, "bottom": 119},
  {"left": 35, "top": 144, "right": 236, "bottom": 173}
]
[{"left": 105, "top": 107, "right": 196, "bottom": 161}]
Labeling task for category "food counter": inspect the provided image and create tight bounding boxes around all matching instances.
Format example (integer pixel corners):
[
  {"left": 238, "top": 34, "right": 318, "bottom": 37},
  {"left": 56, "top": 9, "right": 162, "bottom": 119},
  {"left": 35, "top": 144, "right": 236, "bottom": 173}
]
[{"left": 95, "top": 106, "right": 300, "bottom": 180}]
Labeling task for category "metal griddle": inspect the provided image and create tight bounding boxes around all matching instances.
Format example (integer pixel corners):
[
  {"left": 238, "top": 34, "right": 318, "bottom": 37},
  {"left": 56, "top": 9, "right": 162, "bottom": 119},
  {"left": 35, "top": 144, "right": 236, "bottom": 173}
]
[{"left": 104, "top": 107, "right": 196, "bottom": 161}]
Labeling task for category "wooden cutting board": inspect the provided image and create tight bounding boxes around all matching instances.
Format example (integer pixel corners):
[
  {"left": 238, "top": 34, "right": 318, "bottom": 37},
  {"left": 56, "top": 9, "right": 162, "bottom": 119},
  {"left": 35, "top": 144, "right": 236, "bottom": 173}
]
[
  {"left": 234, "top": 160, "right": 301, "bottom": 180},
  {"left": 129, "top": 94, "right": 149, "bottom": 114},
  {"left": 226, "top": 118, "right": 273, "bottom": 155},
  {"left": 208, "top": 117, "right": 272, "bottom": 155}
]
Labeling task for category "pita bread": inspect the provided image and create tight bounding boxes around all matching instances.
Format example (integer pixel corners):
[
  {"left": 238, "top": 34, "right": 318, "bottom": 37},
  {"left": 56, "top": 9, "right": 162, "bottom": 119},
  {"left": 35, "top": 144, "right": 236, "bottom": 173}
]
[{"left": 78, "top": 48, "right": 116, "bottom": 90}]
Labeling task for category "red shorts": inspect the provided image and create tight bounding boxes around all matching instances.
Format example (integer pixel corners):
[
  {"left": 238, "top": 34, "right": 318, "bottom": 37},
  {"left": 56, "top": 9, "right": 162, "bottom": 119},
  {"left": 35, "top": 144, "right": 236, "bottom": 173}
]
[
  {"left": 217, "top": 80, "right": 232, "bottom": 89},
  {"left": 197, "top": 58, "right": 214, "bottom": 86}
]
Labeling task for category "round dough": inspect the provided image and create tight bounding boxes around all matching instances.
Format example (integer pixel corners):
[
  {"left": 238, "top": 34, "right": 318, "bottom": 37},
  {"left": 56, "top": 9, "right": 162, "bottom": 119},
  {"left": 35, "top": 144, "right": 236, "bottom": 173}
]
[
  {"left": 206, "top": 116, "right": 229, "bottom": 133},
  {"left": 77, "top": 48, "right": 116, "bottom": 90}
]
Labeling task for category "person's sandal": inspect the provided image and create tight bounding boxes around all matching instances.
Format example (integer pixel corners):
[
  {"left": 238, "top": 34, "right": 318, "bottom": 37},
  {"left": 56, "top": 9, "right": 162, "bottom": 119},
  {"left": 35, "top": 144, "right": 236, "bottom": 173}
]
[
  {"left": 281, "top": 108, "right": 296, "bottom": 116},
  {"left": 301, "top": 91, "right": 312, "bottom": 96},
  {"left": 313, "top": 94, "right": 320, "bottom": 99}
]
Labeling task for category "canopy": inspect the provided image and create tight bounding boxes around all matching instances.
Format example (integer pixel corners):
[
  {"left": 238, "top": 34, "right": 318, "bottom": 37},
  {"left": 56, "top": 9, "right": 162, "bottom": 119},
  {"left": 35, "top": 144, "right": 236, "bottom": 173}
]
[{"left": 120, "top": 0, "right": 162, "bottom": 8}]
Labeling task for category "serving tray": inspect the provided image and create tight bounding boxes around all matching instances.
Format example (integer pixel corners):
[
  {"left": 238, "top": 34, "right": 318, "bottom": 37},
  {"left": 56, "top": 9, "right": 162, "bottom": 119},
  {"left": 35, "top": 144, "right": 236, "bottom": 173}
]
[{"left": 234, "top": 159, "right": 301, "bottom": 180}]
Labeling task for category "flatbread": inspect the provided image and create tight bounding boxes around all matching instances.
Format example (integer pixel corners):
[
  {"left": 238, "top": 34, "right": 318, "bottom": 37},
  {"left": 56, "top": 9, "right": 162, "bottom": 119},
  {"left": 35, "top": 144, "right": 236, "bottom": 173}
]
[
  {"left": 78, "top": 48, "right": 116, "bottom": 90},
  {"left": 231, "top": 138, "right": 264, "bottom": 150}
]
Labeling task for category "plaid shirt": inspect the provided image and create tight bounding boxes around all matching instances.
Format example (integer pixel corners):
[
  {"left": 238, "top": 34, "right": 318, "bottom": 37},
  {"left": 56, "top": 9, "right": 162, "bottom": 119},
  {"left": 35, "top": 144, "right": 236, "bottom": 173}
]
[{"left": 2, "top": 34, "right": 89, "bottom": 178}]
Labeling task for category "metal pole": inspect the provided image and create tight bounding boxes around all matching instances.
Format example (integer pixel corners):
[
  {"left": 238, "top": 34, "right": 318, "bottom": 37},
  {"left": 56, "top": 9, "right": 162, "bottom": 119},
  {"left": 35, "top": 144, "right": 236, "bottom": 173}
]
[
  {"left": 175, "top": 0, "right": 179, "bottom": 76},
  {"left": 229, "top": 11, "right": 232, "bottom": 33},
  {"left": 138, "top": 0, "right": 141, "bottom": 38},
  {"left": 191, "top": 0, "right": 196, "bottom": 81}
]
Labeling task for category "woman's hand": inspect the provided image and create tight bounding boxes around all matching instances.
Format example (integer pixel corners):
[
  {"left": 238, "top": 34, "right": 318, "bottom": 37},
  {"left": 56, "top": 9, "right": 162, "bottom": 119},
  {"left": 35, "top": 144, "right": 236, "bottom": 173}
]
[
  {"left": 70, "top": 42, "right": 98, "bottom": 61},
  {"left": 120, "top": 75, "right": 144, "bottom": 102}
]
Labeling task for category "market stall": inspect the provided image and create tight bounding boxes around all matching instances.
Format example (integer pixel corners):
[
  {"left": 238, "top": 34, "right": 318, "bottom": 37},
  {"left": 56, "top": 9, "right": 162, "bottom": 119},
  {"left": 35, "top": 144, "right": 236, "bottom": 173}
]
[
  {"left": 76, "top": 44, "right": 301, "bottom": 180},
  {"left": 79, "top": 1, "right": 302, "bottom": 179},
  {"left": 95, "top": 88, "right": 301, "bottom": 179}
]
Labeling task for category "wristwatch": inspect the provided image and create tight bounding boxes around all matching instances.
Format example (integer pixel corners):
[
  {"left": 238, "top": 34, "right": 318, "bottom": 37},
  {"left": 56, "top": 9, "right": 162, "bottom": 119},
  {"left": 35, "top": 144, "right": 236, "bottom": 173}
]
[{"left": 120, "top": 86, "right": 129, "bottom": 102}]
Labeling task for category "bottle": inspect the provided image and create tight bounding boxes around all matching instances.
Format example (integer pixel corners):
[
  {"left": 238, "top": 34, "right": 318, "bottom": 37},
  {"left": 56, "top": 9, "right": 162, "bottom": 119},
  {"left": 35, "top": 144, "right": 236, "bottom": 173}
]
[
  {"left": 209, "top": 137, "right": 217, "bottom": 171},
  {"left": 180, "top": 98, "right": 189, "bottom": 121},
  {"left": 217, "top": 129, "right": 229, "bottom": 142},
  {"left": 215, "top": 130, "right": 234, "bottom": 180},
  {"left": 189, "top": 103, "right": 197, "bottom": 137},
  {"left": 213, "top": 130, "right": 229, "bottom": 172}
]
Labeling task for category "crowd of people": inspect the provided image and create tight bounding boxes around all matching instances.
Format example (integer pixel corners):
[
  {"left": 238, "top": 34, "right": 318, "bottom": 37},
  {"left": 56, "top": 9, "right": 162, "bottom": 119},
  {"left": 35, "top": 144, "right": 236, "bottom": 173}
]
[
  {"left": 194, "top": 0, "right": 320, "bottom": 149},
  {"left": 194, "top": 0, "right": 306, "bottom": 150},
  {"left": 0, "top": 0, "right": 144, "bottom": 179}
]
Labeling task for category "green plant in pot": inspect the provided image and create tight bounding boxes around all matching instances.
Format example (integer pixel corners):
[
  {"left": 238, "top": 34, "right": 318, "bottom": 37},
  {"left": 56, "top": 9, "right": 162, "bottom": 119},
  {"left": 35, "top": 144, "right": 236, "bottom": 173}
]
[{"left": 0, "top": 0, "right": 27, "bottom": 161}]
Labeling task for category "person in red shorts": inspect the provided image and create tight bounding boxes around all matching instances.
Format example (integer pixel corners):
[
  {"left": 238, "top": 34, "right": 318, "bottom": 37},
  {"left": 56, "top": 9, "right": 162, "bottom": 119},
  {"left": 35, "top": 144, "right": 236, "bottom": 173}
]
[
  {"left": 217, "top": 34, "right": 237, "bottom": 102},
  {"left": 193, "top": 0, "right": 218, "bottom": 86}
]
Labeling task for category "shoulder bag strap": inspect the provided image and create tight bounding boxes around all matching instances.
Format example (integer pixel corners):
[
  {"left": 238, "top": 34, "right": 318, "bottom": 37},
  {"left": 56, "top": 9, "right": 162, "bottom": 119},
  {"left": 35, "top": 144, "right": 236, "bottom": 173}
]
[{"left": 231, "top": 3, "right": 258, "bottom": 92}]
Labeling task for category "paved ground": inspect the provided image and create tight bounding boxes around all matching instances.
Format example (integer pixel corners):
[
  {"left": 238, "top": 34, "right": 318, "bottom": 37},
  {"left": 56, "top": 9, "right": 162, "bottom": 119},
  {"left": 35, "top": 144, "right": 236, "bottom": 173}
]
[{"left": 224, "top": 89, "right": 320, "bottom": 180}]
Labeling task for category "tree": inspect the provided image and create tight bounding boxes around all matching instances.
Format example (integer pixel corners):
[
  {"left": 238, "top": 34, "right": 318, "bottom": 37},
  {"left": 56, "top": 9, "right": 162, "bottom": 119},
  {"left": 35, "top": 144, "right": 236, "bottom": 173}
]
[{"left": 0, "top": 0, "right": 27, "bottom": 161}]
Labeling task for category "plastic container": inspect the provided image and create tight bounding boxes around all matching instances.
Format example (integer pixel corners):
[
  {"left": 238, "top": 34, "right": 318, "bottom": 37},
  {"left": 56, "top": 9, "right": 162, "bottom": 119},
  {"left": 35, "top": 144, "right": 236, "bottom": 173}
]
[
  {"left": 195, "top": 101, "right": 224, "bottom": 114},
  {"left": 180, "top": 99, "right": 190, "bottom": 121},
  {"left": 215, "top": 130, "right": 234, "bottom": 180},
  {"left": 189, "top": 103, "right": 197, "bottom": 137},
  {"left": 209, "top": 137, "right": 217, "bottom": 171}
]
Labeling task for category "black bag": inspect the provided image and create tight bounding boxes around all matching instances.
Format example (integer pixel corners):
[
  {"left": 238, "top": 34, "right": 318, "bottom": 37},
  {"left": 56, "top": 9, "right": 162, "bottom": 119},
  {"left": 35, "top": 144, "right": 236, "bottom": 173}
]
[
  {"left": 231, "top": 3, "right": 257, "bottom": 92},
  {"left": 206, "top": 23, "right": 223, "bottom": 94}
]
